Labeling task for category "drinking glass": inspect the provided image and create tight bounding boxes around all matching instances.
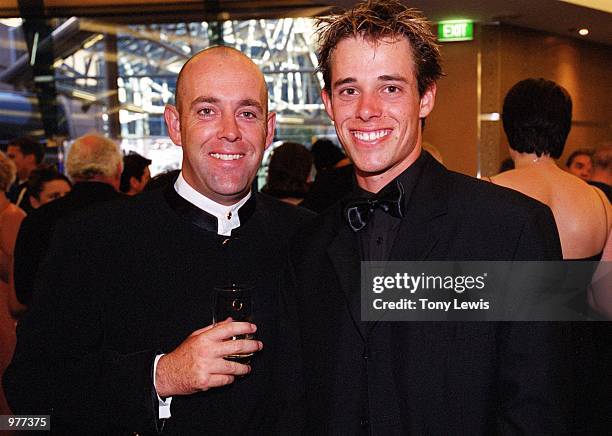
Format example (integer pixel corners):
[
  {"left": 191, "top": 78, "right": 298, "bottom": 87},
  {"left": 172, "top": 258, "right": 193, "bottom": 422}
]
[{"left": 212, "top": 284, "right": 254, "bottom": 363}]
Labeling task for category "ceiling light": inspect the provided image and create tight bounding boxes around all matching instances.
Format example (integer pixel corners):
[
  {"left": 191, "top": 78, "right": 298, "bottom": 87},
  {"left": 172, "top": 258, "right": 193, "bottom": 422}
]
[
  {"left": 578, "top": 28, "right": 589, "bottom": 35},
  {"left": 0, "top": 18, "right": 23, "bottom": 28},
  {"left": 559, "top": 1, "right": 612, "bottom": 14}
]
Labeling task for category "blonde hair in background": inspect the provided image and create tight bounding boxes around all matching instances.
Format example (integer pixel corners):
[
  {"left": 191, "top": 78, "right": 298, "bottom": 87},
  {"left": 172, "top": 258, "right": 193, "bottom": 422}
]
[
  {"left": 0, "top": 151, "right": 17, "bottom": 191},
  {"left": 66, "top": 133, "right": 123, "bottom": 180}
]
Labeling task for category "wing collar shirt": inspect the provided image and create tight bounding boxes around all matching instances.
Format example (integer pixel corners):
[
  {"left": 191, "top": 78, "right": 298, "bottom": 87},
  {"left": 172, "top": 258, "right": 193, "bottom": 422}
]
[
  {"left": 153, "top": 171, "right": 252, "bottom": 420},
  {"left": 173, "top": 171, "right": 250, "bottom": 236}
]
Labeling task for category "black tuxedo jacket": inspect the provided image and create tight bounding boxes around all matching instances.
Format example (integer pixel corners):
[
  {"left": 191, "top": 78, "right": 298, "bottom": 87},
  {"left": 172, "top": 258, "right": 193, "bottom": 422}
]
[
  {"left": 5, "top": 189, "right": 312, "bottom": 434},
  {"left": 290, "top": 152, "right": 571, "bottom": 435}
]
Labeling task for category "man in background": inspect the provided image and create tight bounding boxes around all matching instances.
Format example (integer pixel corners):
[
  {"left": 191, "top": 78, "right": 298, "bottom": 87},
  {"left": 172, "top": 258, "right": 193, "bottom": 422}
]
[
  {"left": 566, "top": 148, "right": 593, "bottom": 181},
  {"left": 588, "top": 143, "right": 612, "bottom": 202},
  {"left": 6, "top": 136, "right": 45, "bottom": 211},
  {"left": 5, "top": 47, "right": 309, "bottom": 434},
  {"left": 120, "top": 152, "right": 152, "bottom": 195},
  {"left": 12, "top": 133, "right": 123, "bottom": 309}
]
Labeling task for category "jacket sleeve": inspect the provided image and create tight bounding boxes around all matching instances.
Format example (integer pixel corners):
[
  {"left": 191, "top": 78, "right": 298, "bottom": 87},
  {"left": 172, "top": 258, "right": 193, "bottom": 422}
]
[
  {"left": 495, "top": 203, "right": 570, "bottom": 434},
  {"left": 3, "top": 218, "right": 162, "bottom": 434},
  {"left": 512, "top": 203, "right": 562, "bottom": 261}
]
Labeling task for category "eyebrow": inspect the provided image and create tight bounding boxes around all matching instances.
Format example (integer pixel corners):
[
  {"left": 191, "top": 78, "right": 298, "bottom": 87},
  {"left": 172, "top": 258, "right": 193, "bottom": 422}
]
[
  {"left": 378, "top": 74, "right": 409, "bottom": 83},
  {"left": 332, "top": 74, "right": 409, "bottom": 89},
  {"left": 332, "top": 77, "right": 356, "bottom": 89},
  {"left": 189, "top": 96, "right": 264, "bottom": 113},
  {"left": 190, "top": 96, "right": 218, "bottom": 110},
  {"left": 237, "top": 99, "right": 264, "bottom": 112}
]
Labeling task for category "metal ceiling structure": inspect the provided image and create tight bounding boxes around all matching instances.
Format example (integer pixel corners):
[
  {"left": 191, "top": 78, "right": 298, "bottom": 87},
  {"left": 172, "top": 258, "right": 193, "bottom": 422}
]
[
  {"left": 0, "top": 1, "right": 333, "bottom": 22},
  {"left": 0, "top": 14, "right": 331, "bottom": 145},
  {"left": 1, "top": 1, "right": 610, "bottom": 45},
  {"left": 0, "top": 0, "right": 608, "bottom": 153}
]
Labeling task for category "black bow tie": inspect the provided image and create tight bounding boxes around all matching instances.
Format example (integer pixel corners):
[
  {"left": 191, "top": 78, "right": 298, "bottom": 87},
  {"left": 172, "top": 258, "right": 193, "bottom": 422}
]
[{"left": 344, "top": 181, "right": 405, "bottom": 232}]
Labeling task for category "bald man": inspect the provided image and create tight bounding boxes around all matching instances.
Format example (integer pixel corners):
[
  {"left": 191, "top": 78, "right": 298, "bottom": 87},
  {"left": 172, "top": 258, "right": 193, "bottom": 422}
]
[{"left": 5, "top": 47, "right": 311, "bottom": 434}]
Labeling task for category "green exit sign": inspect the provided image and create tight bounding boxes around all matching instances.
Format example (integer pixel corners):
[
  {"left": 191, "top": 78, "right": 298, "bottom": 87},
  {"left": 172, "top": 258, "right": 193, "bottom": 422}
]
[{"left": 438, "top": 20, "right": 474, "bottom": 42}]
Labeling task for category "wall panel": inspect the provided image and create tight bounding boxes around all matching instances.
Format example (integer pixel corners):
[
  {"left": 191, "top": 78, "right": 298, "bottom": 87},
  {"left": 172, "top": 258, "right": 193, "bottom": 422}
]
[{"left": 423, "top": 23, "right": 612, "bottom": 176}]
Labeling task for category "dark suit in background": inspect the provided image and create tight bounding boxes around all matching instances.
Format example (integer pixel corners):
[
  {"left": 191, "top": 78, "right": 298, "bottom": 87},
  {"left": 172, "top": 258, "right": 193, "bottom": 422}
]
[
  {"left": 587, "top": 180, "right": 612, "bottom": 203},
  {"left": 13, "top": 181, "right": 123, "bottom": 306},
  {"left": 301, "top": 164, "right": 354, "bottom": 213},
  {"left": 290, "top": 152, "right": 570, "bottom": 434},
  {"left": 7, "top": 180, "right": 32, "bottom": 213}
]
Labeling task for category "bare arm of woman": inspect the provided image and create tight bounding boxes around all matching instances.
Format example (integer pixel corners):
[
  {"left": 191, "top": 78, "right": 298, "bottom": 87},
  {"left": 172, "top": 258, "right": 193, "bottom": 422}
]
[
  {"left": 0, "top": 206, "right": 27, "bottom": 317},
  {"left": 588, "top": 231, "right": 612, "bottom": 319}
]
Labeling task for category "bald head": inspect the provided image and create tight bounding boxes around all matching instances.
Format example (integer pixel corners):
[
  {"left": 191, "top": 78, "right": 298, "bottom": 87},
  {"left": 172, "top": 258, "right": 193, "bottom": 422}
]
[
  {"left": 163, "top": 45, "right": 276, "bottom": 205},
  {"left": 175, "top": 47, "right": 268, "bottom": 114}
]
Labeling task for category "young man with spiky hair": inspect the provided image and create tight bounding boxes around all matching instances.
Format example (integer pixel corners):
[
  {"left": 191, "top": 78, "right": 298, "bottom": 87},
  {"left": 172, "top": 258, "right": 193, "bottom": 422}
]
[{"left": 290, "top": 1, "right": 569, "bottom": 433}]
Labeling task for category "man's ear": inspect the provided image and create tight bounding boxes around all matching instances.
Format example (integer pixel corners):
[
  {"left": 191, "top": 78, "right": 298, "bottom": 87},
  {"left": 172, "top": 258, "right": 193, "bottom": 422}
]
[
  {"left": 129, "top": 176, "right": 141, "bottom": 192},
  {"left": 264, "top": 112, "right": 277, "bottom": 150},
  {"left": 164, "top": 105, "right": 182, "bottom": 146},
  {"left": 321, "top": 89, "right": 334, "bottom": 122},
  {"left": 29, "top": 196, "right": 40, "bottom": 209},
  {"left": 419, "top": 83, "right": 437, "bottom": 118}
]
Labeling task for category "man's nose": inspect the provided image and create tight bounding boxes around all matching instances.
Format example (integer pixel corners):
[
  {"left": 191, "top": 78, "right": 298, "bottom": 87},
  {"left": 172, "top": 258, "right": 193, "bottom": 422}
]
[
  {"left": 218, "top": 113, "right": 241, "bottom": 142},
  {"left": 357, "top": 92, "right": 382, "bottom": 121}
]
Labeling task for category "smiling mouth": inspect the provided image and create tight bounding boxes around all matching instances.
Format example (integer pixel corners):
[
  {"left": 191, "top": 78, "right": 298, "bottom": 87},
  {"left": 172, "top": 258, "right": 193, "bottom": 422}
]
[
  {"left": 351, "top": 129, "right": 391, "bottom": 142},
  {"left": 209, "top": 152, "right": 244, "bottom": 161}
]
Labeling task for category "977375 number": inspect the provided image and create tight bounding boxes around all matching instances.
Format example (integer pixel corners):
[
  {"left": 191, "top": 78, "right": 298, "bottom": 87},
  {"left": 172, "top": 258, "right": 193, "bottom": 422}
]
[{"left": 0, "top": 415, "right": 50, "bottom": 430}]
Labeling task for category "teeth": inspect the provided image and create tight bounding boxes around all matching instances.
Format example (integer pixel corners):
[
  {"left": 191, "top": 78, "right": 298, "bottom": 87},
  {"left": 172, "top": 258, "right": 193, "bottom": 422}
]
[
  {"left": 352, "top": 130, "right": 390, "bottom": 141},
  {"left": 210, "top": 153, "right": 243, "bottom": 161}
]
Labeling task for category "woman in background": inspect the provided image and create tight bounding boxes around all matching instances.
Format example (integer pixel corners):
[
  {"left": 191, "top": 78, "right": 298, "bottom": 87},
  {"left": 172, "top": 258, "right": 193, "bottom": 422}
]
[
  {"left": 27, "top": 164, "right": 72, "bottom": 209},
  {"left": 490, "top": 78, "right": 610, "bottom": 259},
  {"left": 0, "top": 152, "right": 26, "bottom": 415}
]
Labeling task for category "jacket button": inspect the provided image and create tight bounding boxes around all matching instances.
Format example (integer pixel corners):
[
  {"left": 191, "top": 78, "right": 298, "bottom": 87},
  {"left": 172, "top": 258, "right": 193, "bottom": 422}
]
[
  {"left": 362, "top": 350, "right": 369, "bottom": 360},
  {"left": 360, "top": 418, "right": 369, "bottom": 427}
]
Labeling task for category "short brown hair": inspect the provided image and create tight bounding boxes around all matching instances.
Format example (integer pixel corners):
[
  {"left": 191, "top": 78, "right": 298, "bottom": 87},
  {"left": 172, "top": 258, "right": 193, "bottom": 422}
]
[
  {"left": 316, "top": 0, "right": 442, "bottom": 96},
  {"left": 8, "top": 136, "right": 45, "bottom": 163}
]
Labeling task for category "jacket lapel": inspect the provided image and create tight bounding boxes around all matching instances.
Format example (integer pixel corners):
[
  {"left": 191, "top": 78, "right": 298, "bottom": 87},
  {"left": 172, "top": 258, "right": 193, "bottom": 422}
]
[
  {"left": 368, "top": 155, "right": 452, "bottom": 330},
  {"left": 327, "top": 153, "right": 454, "bottom": 339},
  {"left": 390, "top": 154, "right": 451, "bottom": 262},
  {"left": 327, "top": 211, "right": 367, "bottom": 342}
]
